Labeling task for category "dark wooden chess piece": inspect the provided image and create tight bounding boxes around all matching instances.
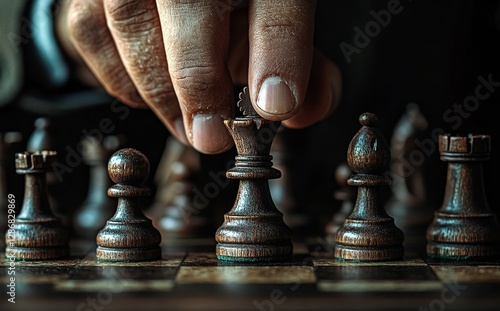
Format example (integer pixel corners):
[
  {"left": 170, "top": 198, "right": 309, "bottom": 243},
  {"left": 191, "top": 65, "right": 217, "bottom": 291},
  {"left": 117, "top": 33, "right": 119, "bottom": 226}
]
[
  {"left": 385, "top": 104, "right": 435, "bottom": 254},
  {"left": 426, "top": 134, "right": 500, "bottom": 259},
  {"left": 27, "top": 117, "right": 60, "bottom": 218},
  {"left": 215, "top": 87, "right": 293, "bottom": 262},
  {"left": 73, "top": 135, "right": 121, "bottom": 240},
  {"left": 147, "top": 136, "right": 211, "bottom": 241},
  {"left": 5, "top": 151, "right": 69, "bottom": 260},
  {"left": 269, "top": 128, "right": 311, "bottom": 235},
  {"left": 325, "top": 162, "right": 355, "bottom": 245},
  {"left": 335, "top": 112, "right": 404, "bottom": 261},
  {"left": 96, "top": 148, "right": 161, "bottom": 262}
]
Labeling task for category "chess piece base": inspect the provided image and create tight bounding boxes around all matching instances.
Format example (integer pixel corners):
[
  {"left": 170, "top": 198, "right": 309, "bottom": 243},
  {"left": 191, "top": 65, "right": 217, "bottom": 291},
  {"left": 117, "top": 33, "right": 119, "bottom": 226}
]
[
  {"left": 5, "top": 246, "right": 70, "bottom": 260},
  {"left": 427, "top": 212, "right": 500, "bottom": 259},
  {"left": 216, "top": 243, "right": 293, "bottom": 262},
  {"left": 334, "top": 245, "right": 404, "bottom": 262},
  {"left": 426, "top": 242, "right": 500, "bottom": 260},
  {"left": 96, "top": 246, "right": 161, "bottom": 262}
]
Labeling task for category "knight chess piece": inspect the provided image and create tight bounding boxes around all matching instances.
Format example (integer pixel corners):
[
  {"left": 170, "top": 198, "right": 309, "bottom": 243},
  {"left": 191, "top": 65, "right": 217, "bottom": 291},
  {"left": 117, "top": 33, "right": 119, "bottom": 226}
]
[
  {"left": 73, "top": 135, "right": 122, "bottom": 240},
  {"left": 325, "top": 162, "right": 355, "bottom": 245},
  {"left": 426, "top": 134, "right": 500, "bottom": 259},
  {"left": 96, "top": 148, "right": 161, "bottom": 262},
  {"left": 215, "top": 87, "right": 293, "bottom": 262},
  {"left": 335, "top": 112, "right": 404, "bottom": 261},
  {"left": 148, "top": 136, "right": 211, "bottom": 240},
  {"left": 386, "top": 103, "right": 435, "bottom": 255},
  {"left": 5, "top": 151, "right": 69, "bottom": 260}
]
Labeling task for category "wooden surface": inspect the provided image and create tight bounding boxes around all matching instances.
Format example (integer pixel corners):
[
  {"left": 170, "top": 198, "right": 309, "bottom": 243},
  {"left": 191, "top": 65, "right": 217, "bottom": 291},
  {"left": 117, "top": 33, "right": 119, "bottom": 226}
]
[{"left": 1, "top": 238, "right": 499, "bottom": 311}]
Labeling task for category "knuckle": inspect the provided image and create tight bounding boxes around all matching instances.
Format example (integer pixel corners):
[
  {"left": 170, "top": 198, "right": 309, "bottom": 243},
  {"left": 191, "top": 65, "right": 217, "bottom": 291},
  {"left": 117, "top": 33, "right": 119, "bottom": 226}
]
[
  {"left": 170, "top": 58, "right": 220, "bottom": 95},
  {"left": 67, "top": 3, "right": 104, "bottom": 47},
  {"left": 105, "top": 0, "right": 157, "bottom": 34}
]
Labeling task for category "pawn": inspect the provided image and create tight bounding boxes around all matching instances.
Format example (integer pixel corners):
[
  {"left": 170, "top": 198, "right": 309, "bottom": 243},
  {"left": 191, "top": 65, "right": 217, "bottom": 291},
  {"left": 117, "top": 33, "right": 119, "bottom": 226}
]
[
  {"left": 335, "top": 113, "right": 404, "bottom": 261},
  {"left": 5, "top": 151, "right": 69, "bottom": 260},
  {"left": 96, "top": 148, "right": 161, "bottom": 262},
  {"left": 325, "top": 162, "right": 356, "bottom": 245},
  {"left": 426, "top": 134, "right": 500, "bottom": 259}
]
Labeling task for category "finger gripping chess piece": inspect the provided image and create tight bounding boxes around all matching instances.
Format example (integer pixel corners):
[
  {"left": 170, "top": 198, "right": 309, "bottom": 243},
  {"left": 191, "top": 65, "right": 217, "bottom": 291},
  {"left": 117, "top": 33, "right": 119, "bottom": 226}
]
[
  {"left": 96, "top": 148, "right": 161, "bottom": 262},
  {"left": 5, "top": 151, "right": 69, "bottom": 260},
  {"left": 335, "top": 113, "right": 404, "bottom": 261},
  {"left": 215, "top": 87, "right": 293, "bottom": 262},
  {"left": 426, "top": 134, "right": 500, "bottom": 260}
]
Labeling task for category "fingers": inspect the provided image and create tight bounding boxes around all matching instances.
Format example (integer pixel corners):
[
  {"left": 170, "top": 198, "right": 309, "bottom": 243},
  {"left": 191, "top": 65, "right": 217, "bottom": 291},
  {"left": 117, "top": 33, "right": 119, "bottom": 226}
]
[
  {"left": 248, "top": 0, "right": 316, "bottom": 121},
  {"left": 156, "top": 0, "right": 234, "bottom": 154},
  {"left": 67, "top": 0, "right": 147, "bottom": 109},
  {"left": 103, "top": 0, "right": 187, "bottom": 144},
  {"left": 283, "top": 50, "right": 342, "bottom": 129}
]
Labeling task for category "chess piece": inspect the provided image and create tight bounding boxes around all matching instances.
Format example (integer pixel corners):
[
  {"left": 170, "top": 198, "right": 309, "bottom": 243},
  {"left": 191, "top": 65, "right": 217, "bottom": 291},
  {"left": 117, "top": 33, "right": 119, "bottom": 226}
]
[
  {"left": 73, "top": 135, "right": 121, "bottom": 240},
  {"left": 325, "top": 162, "right": 355, "bottom": 245},
  {"left": 426, "top": 134, "right": 500, "bottom": 259},
  {"left": 215, "top": 87, "right": 293, "bottom": 262},
  {"left": 335, "top": 112, "right": 404, "bottom": 261},
  {"left": 27, "top": 117, "right": 60, "bottom": 217},
  {"left": 386, "top": 104, "right": 435, "bottom": 254},
  {"left": 5, "top": 151, "right": 69, "bottom": 260},
  {"left": 269, "top": 128, "right": 311, "bottom": 235},
  {"left": 148, "top": 136, "right": 211, "bottom": 240},
  {"left": 96, "top": 148, "right": 161, "bottom": 261}
]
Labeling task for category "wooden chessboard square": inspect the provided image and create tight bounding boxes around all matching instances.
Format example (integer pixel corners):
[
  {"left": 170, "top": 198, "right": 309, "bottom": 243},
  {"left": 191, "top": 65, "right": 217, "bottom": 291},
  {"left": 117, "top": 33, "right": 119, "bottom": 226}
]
[
  {"left": 431, "top": 265, "right": 500, "bottom": 283},
  {"left": 315, "top": 265, "right": 438, "bottom": 281},
  {"left": 316, "top": 265, "right": 443, "bottom": 292},
  {"left": 79, "top": 252, "right": 184, "bottom": 267},
  {"left": 175, "top": 266, "right": 316, "bottom": 284},
  {"left": 312, "top": 254, "right": 428, "bottom": 267},
  {"left": 54, "top": 279, "right": 175, "bottom": 292},
  {"left": 67, "top": 265, "right": 178, "bottom": 281}
]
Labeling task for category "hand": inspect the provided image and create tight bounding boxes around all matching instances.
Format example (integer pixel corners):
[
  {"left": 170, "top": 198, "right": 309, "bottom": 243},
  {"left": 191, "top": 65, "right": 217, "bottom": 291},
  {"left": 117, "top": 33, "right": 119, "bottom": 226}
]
[{"left": 64, "top": 0, "right": 342, "bottom": 154}]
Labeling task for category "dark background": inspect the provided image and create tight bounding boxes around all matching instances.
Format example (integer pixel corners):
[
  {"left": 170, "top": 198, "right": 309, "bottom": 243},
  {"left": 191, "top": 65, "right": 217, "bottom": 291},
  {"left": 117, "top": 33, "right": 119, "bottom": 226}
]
[{"left": 1, "top": 0, "right": 499, "bottom": 238}]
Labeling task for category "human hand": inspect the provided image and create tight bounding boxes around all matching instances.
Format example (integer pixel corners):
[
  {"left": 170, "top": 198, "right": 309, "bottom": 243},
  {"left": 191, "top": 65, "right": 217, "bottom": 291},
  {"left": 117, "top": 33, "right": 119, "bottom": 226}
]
[{"left": 65, "top": 0, "right": 342, "bottom": 154}]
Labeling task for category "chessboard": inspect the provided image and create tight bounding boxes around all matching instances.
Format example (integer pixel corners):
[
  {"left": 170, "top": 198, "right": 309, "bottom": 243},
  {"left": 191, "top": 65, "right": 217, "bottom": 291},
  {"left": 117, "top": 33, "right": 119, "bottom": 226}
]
[{"left": 1, "top": 237, "right": 499, "bottom": 311}]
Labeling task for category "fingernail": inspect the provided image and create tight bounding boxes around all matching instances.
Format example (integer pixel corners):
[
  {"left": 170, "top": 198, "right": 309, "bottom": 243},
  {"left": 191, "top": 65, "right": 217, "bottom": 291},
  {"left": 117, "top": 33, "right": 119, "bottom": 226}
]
[
  {"left": 174, "top": 118, "right": 189, "bottom": 145},
  {"left": 257, "top": 76, "right": 295, "bottom": 115},
  {"left": 192, "top": 114, "right": 233, "bottom": 154}
]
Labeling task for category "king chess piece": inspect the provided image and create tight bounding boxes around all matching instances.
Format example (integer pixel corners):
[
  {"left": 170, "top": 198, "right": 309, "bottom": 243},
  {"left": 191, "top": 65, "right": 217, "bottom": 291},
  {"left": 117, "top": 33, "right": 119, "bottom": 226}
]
[
  {"left": 335, "top": 113, "right": 404, "bottom": 261},
  {"left": 5, "top": 151, "right": 69, "bottom": 260},
  {"left": 96, "top": 148, "right": 161, "bottom": 262},
  {"left": 215, "top": 87, "right": 293, "bottom": 262},
  {"left": 426, "top": 134, "right": 500, "bottom": 259}
]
